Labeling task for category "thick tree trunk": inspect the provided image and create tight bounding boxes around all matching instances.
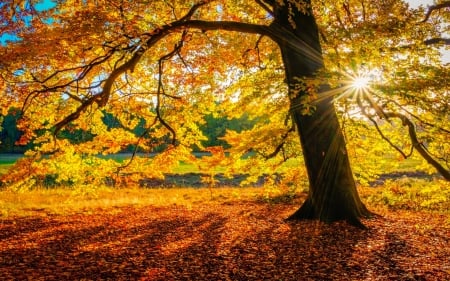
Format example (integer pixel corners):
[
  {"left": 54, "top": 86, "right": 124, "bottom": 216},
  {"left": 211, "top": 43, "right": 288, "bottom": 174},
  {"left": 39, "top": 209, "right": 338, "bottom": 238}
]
[
  {"left": 288, "top": 94, "right": 373, "bottom": 226},
  {"left": 272, "top": 1, "right": 372, "bottom": 226}
]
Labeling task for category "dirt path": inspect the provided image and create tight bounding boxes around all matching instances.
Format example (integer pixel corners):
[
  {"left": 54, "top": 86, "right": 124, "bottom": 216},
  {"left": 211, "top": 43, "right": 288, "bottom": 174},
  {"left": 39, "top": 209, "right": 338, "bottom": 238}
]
[{"left": 0, "top": 203, "right": 449, "bottom": 280}]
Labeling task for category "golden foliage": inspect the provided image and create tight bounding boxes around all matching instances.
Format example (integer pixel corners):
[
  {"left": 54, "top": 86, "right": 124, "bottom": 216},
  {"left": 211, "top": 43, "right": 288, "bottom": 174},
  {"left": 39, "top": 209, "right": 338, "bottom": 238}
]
[{"left": 0, "top": 0, "right": 448, "bottom": 187}]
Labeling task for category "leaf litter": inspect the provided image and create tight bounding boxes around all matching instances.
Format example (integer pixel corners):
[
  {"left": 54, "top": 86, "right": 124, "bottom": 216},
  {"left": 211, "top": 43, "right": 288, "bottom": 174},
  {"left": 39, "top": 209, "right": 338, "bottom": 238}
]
[{"left": 0, "top": 202, "right": 448, "bottom": 280}]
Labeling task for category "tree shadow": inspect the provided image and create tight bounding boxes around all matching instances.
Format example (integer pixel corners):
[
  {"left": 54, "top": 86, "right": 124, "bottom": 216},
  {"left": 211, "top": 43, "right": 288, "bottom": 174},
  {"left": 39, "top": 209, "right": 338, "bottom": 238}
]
[
  {"left": 0, "top": 205, "right": 448, "bottom": 280},
  {"left": 0, "top": 216, "right": 65, "bottom": 240},
  {"left": 224, "top": 218, "right": 371, "bottom": 281},
  {"left": 368, "top": 231, "right": 414, "bottom": 280},
  {"left": 0, "top": 208, "right": 230, "bottom": 280}
]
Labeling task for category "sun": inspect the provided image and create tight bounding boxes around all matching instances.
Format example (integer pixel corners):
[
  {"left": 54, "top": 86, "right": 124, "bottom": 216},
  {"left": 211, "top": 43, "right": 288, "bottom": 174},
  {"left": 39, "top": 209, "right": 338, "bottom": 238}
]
[
  {"left": 330, "top": 70, "right": 375, "bottom": 102},
  {"left": 351, "top": 75, "right": 371, "bottom": 90},
  {"left": 318, "top": 67, "right": 383, "bottom": 103}
]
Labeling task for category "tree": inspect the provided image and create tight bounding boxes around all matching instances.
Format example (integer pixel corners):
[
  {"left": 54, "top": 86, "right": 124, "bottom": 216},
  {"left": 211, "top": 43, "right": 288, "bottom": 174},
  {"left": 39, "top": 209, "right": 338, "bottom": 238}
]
[
  {"left": 0, "top": 109, "right": 22, "bottom": 153},
  {"left": 271, "top": 1, "right": 374, "bottom": 225},
  {"left": 0, "top": 0, "right": 448, "bottom": 226}
]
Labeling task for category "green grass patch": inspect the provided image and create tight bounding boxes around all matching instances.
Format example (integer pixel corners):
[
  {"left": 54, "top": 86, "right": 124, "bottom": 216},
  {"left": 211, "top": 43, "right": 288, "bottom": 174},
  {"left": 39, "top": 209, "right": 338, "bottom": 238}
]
[{"left": 0, "top": 164, "right": 12, "bottom": 176}]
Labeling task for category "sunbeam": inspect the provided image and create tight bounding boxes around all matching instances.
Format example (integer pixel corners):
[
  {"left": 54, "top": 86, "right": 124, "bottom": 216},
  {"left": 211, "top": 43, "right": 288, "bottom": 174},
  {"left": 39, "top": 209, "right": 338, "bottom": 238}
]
[
  {"left": 316, "top": 68, "right": 383, "bottom": 105},
  {"left": 352, "top": 75, "right": 370, "bottom": 90}
]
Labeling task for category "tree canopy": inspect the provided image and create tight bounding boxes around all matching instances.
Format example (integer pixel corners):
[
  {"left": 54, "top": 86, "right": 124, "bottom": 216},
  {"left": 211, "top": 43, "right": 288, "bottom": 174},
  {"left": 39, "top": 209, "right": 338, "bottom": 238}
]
[{"left": 0, "top": 0, "right": 449, "bottom": 196}]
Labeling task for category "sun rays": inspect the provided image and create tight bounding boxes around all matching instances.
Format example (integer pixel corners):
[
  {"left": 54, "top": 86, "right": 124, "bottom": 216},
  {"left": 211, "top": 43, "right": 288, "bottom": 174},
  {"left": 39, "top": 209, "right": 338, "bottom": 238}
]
[
  {"left": 336, "top": 69, "right": 380, "bottom": 102},
  {"left": 351, "top": 75, "right": 371, "bottom": 91},
  {"left": 306, "top": 67, "right": 384, "bottom": 109}
]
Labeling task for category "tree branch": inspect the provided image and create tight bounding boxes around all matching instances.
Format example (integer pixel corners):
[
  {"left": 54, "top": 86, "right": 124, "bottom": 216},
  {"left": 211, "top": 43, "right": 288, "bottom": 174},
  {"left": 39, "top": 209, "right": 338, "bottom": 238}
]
[
  {"left": 116, "top": 116, "right": 158, "bottom": 175},
  {"left": 155, "top": 32, "right": 189, "bottom": 146},
  {"left": 367, "top": 115, "right": 412, "bottom": 159},
  {"left": 421, "top": 1, "right": 450, "bottom": 23},
  {"left": 384, "top": 112, "right": 450, "bottom": 181},
  {"left": 357, "top": 98, "right": 410, "bottom": 158},
  {"left": 377, "top": 96, "right": 450, "bottom": 135},
  {"left": 255, "top": 0, "right": 274, "bottom": 16},
  {"left": 51, "top": 1, "right": 308, "bottom": 136},
  {"left": 258, "top": 126, "right": 295, "bottom": 160},
  {"left": 51, "top": 2, "right": 213, "bottom": 134},
  {"left": 424, "top": 37, "right": 450, "bottom": 46}
]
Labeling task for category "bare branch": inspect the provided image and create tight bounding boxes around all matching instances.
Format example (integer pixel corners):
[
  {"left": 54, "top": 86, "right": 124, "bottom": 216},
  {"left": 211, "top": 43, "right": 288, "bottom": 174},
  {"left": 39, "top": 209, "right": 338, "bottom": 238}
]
[
  {"left": 421, "top": 1, "right": 450, "bottom": 22},
  {"left": 63, "top": 92, "right": 83, "bottom": 103},
  {"left": 21, "top": 49, "right": 116, "bottom": 114},
  {"left": 377, "top": 96, "right": 450, "bottom": 135}
]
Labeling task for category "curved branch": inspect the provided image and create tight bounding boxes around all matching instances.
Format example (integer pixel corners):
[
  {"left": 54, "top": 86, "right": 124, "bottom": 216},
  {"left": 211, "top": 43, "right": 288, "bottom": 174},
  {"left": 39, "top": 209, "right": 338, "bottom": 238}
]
[
  {"left": 52, "top": 2, "right": 212, "bottom": 134},
  {"left": 51, "top": 4, "right": 293, "bottom": 135},
  {"left": 376, "top": 95, "right": 450, "bottom": 135},
  {"left": 155, "top": 32, "right": 189, "bottom": 146},
  {"left": 53, "top": 97, "right": 97, "bottom": 134},
  {"left": 116, "top": 116, "right": 158, "bottom": 174},
  {"left": 356, "top": 98, "right": 410, "bottom": 158},
  {"left": 21, "top": 49, "right": 116, "bottom": 114},
  {"left": 421, "top": 1, "right": 450, "bottom": 22},
  {"left": 368, "top": 115, "right": 412, "bottom": 159},
  {"left": 175, "top": 20, "right": 273, "bottom": 37},
  {"left": 384, "top": 112, "right": 450, "bottom": 181}
]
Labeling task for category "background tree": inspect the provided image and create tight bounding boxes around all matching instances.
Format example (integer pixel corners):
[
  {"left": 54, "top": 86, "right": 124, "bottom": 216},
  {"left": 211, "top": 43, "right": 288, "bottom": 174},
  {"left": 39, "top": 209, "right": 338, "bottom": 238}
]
[
  {"left": 0, "top": 109, "right": 23, "bottom": 153},
  {"left": 0, "top": 0, "right": 448, "bottom": 226}
]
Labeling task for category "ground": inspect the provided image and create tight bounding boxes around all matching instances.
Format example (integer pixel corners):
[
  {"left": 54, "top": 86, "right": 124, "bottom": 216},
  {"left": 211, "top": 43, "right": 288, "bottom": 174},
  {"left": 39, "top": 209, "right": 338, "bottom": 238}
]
[{"left": 0, "top": 199, "right": 448, "bottom": 280}]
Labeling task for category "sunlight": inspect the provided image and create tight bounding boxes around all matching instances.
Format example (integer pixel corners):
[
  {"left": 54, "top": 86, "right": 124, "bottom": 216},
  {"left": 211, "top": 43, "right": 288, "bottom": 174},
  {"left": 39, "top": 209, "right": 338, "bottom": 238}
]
[
  {"left": 351, "top": 75, "right": 371, "bottom": 90},
  {"left": 329, "top": 68, "right": 383, "bottom": 103}
]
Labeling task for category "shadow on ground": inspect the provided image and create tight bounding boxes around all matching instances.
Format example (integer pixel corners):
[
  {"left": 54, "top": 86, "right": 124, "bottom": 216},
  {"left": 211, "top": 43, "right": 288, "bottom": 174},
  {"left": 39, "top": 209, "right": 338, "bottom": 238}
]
[{"left": 0, "top": 203, "right": 448, "bottom": 280}]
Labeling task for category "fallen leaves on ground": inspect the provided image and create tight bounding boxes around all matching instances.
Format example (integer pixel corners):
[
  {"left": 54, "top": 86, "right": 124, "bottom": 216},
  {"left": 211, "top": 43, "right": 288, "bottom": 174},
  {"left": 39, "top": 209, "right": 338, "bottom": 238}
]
[{"left": 0, "top": 202, "right": 449, "bottom": 280}]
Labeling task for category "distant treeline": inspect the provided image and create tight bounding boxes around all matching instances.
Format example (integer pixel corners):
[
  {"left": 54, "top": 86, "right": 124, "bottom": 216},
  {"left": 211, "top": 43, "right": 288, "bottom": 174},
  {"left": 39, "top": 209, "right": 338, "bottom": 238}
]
[{"left": 0, "top": 109, "right": 256, "bottom": 153}]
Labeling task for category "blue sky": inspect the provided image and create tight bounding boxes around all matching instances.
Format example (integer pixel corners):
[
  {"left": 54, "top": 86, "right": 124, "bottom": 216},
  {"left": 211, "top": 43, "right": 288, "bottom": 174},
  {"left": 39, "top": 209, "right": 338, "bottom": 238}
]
[
  {"left": 0, "top": 0, "right": 56, "bottom": 45},
  {"left": 35, "top": 0, "right": 57, "bottom": 11}
]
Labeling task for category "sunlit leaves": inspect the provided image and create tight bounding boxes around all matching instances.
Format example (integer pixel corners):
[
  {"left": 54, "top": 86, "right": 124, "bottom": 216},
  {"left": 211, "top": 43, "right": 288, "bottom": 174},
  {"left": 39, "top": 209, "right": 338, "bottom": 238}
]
[{"left": 0, "top": 0, "right": 448, "bottom": 188}]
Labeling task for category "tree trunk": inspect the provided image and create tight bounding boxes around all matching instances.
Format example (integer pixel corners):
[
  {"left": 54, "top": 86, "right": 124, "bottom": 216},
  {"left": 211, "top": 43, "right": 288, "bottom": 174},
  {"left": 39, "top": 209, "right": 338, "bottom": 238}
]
[{"left": 272, "top": 1, "right": 372, "bottom": 226}]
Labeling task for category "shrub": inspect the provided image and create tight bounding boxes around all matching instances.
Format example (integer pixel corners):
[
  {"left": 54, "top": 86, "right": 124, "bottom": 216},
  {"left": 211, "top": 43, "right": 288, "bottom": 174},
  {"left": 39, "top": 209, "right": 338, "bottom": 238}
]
[{"left": 365, "top": 178, "right": 449, "bottom": 212}]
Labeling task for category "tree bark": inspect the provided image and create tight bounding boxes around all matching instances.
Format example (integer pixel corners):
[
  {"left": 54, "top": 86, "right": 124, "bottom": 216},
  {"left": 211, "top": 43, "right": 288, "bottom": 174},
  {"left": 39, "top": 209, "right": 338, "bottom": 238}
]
[{"left": 272, "top": 0, "right": 372, "bottom": 226}]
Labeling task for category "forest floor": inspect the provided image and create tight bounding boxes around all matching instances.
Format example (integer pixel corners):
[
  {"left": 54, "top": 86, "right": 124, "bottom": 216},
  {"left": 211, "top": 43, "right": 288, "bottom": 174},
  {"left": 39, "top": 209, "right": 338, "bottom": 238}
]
[{"left": 0, "top": 194, "right": 449, "bottom": 281}]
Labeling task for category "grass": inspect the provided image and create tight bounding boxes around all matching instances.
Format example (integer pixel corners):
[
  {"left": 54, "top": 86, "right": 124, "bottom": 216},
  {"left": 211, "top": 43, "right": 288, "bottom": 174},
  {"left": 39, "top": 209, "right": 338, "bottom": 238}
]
[
  {"left": 1, "top": 177, "right": 448, "bottom": 219},
  {"left": 0, "top": 186, "right": 265, "bottom": 218},
  {"left": 0, "top": 165, "right": 10, "bottom": 176},
  {"left": 1, "top": 152, "right": 447, "bottom": 218},
  {"left": 0, "top": 154, "right": 215, "bottom": 176}
]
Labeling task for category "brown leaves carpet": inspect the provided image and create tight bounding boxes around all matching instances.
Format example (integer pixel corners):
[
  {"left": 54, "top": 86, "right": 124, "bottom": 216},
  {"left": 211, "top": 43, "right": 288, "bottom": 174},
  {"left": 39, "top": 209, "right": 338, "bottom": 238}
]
[{"left": 0, "top": 202, "right": 449, "bottom": 280}]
